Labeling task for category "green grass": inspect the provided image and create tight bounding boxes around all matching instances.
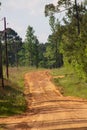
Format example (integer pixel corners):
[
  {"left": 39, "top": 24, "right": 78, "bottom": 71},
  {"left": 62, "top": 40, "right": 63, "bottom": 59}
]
[
  {"left": 0, "top": 67, "right": 36, "bottom": 117},
  {"left": 4, "top": 67, "right": 36, "bottom": 89},
  {"left": 0, "top": 79, "right": 26, "bottom": 116},
  {"left": 1, "top": 66, "right": 87, "bottom": 117},
  {"left": 51, "top": 67, "right": 87, "bottom": 99}
]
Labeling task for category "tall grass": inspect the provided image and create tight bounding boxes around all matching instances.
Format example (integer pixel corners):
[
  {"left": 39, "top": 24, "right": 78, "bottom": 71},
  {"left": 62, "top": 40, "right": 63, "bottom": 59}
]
[
  {"left": 51, "top": 67, "right": 87, "bottom": 99},
  {"left": 0, "top": 66, "right": 36, "bottom": 117}
]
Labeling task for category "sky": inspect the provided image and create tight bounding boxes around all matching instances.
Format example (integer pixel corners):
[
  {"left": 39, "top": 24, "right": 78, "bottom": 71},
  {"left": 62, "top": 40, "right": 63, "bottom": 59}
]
[{"left": 0, "top": 0, "right": 58, "bottom": 43}]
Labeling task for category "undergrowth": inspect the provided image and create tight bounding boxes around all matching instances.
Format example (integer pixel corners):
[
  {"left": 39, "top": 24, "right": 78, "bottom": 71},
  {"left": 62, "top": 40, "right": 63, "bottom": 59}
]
[
  {"left": 0, "top": 67, "right": 36, "bottom": 117},
  {"left": 51, "top": 67, "right": 87, "bottom": 99}
]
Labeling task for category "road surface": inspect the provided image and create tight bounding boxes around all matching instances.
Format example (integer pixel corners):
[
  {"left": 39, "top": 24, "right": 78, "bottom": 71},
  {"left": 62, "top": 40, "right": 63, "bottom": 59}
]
[{"left": 0, "top": 70, "right": 87, "bottom": 130}]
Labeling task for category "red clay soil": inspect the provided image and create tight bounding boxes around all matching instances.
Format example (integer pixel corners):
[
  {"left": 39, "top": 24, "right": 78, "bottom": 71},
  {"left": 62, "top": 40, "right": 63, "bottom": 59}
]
[{"left": 0, "top": 70, "right": 87, "bottom": 130}]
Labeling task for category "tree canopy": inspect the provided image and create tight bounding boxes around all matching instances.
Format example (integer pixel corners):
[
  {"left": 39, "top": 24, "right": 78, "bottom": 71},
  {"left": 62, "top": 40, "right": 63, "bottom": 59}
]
[{"left": 44, "top": 0, "right": 87, "bottom": 80}]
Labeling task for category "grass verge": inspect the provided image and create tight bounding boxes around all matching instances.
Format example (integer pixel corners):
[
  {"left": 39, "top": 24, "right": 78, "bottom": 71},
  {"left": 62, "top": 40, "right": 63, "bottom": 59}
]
[
  {"left": 0, "top": 67, "right": 36, "bottom": 117},
  {"left": 51, "top": 67, "right": 87, "bottom": 99}
]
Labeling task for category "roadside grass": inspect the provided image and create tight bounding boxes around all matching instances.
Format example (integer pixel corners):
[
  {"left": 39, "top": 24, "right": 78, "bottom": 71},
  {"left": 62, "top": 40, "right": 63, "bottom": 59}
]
[
  {"left": 0, "top": 67, "right": 36, "bottom": 117},
  {"left": 51, "top": 67, "right": 87, "bottom": 99}
]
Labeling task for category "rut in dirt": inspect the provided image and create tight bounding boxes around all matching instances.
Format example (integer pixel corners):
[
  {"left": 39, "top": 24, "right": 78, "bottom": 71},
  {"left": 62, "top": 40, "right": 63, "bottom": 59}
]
[
  {"left": 24, "top": 70, "right": 87, "bottom": 130},
  {"left": 0, "top": 70, "right": 87, "bottom": 130}
]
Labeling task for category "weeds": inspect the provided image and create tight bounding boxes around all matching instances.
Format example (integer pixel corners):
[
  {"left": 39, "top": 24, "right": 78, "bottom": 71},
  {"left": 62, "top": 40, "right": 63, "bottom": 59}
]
[
  {"left": 51, "top": 67, "right": 87, "bottom": 99},
  {"left": 0, "top": 67, "right": 35, "bottom": 117}
]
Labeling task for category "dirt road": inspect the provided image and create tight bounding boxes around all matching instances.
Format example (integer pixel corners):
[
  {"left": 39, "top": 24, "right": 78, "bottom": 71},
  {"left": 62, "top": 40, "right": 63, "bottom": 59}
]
[{"left": 0, "top": 70, "right": 87, "bottom": 130}]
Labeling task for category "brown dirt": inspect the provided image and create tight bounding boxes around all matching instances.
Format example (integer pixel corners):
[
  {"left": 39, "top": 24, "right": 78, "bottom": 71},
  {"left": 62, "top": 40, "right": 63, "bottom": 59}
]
[{"left": 0, "top": 70, "right": 87, "bottom": 130}]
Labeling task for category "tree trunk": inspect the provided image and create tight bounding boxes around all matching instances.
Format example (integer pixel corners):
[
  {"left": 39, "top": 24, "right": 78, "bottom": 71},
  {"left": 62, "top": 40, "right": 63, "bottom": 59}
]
[{"left": 75, "top": 0, "right": 80, "bottom": 35}]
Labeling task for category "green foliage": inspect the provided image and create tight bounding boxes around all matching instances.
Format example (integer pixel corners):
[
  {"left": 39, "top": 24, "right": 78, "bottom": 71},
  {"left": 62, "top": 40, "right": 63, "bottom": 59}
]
[
  {"left": 38, "top": 43, "right": 47, "bottom": 67},
  {"left": 44, "top": 19, "right": 63, "bottom": 68},
  {"left": 57, "top": 0, "right": 71, "bottom": 7},
  {"left": 24, "top": 26, "right": 39, "bottom": 67},
  {"left": 51, "top": 67, "right": 87, "bottom": 99},
  {"left": 45, "top": 4, "right": 56, "bottom": 16},
  {"left": 85, "top": 0, "right": 87, "bottom": 5},
  {"left": 1, "top": 28, "right": 22, "bottom": 66},
  {"left": 60, "top": 4, "right": 87, "bottom": 81},
  {"left": 17, "top": 42, "right": 26, "bottom": 66},
  {"left": 0, "top": 67, "right": 36, "bottom": 117},
  {"left": 49, "top": 15, "right": 55, "bottom": 32},
  {"left": 44, "top": 0, "right": 72, "bottom": 17},
  {"left": 45, "top": 0, "right": 87, "bottom": 80},
  {"left": 44, "top": 42, "right": 55, "bottom": 68},
  {"left": 0, "top": 79, "right": 26, "bottom": 116}
]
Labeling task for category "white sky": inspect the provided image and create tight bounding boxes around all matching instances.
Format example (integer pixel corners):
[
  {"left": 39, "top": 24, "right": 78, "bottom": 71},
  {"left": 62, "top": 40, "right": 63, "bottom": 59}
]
[
  {"left": 0, "top": 0, "right": 58, "bottom": 43},
  {"left": 0, "top": 0, "right": 84, "bottom": 43}
]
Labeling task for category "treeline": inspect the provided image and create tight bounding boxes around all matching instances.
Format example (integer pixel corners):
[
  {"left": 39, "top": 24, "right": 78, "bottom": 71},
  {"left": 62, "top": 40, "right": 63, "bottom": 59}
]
[
  {"left": 0, "top": 25, "right": 63, "bottom": 69},
  {"left": 45, "top": 0, "right": 87, "bottom": 81},
  {"left": 0, "top": 0, "right": 87, "bottom": 81},
  {"left": 18, "top": 25, "right": 63, "bottom": 68}
]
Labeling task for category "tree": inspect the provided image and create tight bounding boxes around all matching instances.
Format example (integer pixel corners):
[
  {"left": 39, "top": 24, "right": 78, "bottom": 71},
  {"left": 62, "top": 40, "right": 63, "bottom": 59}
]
[
  {"left": 60, "top": 2, "right": 87, "bottom": 80},
  {"left": 25, "top": 25, "right": 39, "bottom": 68},
  {"left": 1, "top": 28, "right": 22, "bottom": 66},
  {"left": 44, "top": 27, "right": 63, "bottom": 68},
  {"left": 45, "top": 0, "right": 83, "bottom": 35},
  {"left": 17, "top": 42, "right": 26, "bottom": 66},
  {"left": 33, "top": 36, "right": 39, "bottom": 68},
  {"left": 45, "top": 0, "right": 87, "bottom": 80},
  {"left": 44, "top": 40, "right": 56, "bottom": 68},
  {"left": 2, "top": 28, "right": 22, "bottom": 67},
  {"left": 45, "top": 6, "right": 63, "bottom": 68},
  {"left": 38, "top": 43, "right": 47, "bottom": 68}
]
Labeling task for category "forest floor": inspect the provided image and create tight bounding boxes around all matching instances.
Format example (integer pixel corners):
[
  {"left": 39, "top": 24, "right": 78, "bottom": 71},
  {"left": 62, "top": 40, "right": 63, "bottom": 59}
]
[{"left": 0, "top": 70, "right": 87, "bottom": 130}]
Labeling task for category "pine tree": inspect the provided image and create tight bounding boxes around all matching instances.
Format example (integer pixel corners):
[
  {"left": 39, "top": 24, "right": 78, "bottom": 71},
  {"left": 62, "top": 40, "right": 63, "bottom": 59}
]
[{"left": 25, "top": 26, "right": 39, "bottom": 67}]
